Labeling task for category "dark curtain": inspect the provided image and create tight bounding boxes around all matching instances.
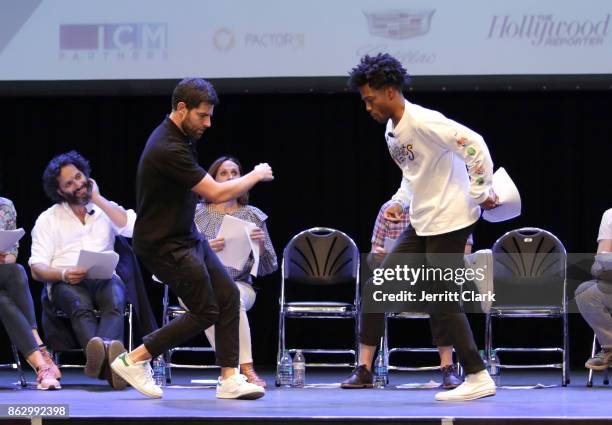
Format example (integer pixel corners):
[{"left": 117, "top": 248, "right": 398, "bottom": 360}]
[{"left": 1, "top": 89, "right": 610, "bottom": 367}]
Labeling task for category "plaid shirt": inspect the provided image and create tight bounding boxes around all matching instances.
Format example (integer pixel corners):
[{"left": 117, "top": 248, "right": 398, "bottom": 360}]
[
  {"left": 371, "top": 200, "right": 411, "bottom": 250},
  {"left": 371, "top": 200, "right": 473, "bottom": 250},
  {"left": 0, "top": 197, "right": 18, "bottom": 256},
  {"left": 194, "top": 202, "right": 278, "bottom": 284}
]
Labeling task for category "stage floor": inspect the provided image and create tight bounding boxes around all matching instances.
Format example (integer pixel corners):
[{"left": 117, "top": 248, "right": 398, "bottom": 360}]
[{"left": 0, "top": 368, "right": 610, "bottom": 424}]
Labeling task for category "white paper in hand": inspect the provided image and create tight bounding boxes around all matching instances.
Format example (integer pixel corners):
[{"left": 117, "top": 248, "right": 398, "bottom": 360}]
[
  {"left": 216, "top": 215, "right": 254, "bottom": 270},
  {"left": 0, "top": 228, "right": 25, "bottom": 252},
  {"left": 76, "top": 250, "right": 120, "bottom": 280},
  {"left": 482, "top": 167, "right": 521, "bottom": 223},
  {"left": 245, "top": 224, "right": 261, "bottom": 277}
]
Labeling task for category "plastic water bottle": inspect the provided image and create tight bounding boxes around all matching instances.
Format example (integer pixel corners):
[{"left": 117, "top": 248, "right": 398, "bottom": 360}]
[
  {"left": 373, "top": 339, "right": 387, "bottom": 388},
  {"left": 278, "top": 350, "right": 294, "bottom": 387},
  {"left": 489, "top": 349, "right": 501, "bottom": 387},
  {"left": 152, "top": 355, "right": 166, "bottom": 387},
  {"left": 292, "top": 350, "right": 306, "bottom": 387}
]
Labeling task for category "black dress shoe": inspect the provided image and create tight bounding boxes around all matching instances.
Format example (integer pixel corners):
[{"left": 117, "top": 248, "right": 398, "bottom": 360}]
[
  {"left": 341, "top": 365, "right": 373, "bottom": 389},
  {"left": 440, "top": 364, "right": 463, "bottom": 389}
]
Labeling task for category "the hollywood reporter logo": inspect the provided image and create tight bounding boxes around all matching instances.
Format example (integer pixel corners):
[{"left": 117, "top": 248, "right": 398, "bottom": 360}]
[{"left": 488, "top": 14, "right": 610, "bottom": 46}]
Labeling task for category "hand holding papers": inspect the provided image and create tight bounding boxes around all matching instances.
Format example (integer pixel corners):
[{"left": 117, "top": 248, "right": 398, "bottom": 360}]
[
  {"left": 76, "top": 250, "right": 120, "bottom": 280},
  {"left": 0, "top": 228, "right": 25, "bottom": 252},
  {"left": 216, "top": 215, "right": 261, "bottom": 276},
  {"left": 482, "top": 167, "right": 522, "bottom": 223}
]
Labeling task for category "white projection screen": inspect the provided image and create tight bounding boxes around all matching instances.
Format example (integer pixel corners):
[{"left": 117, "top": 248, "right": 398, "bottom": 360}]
[{"left": 1, "top": 0, "right": 611, "bottom": 93}]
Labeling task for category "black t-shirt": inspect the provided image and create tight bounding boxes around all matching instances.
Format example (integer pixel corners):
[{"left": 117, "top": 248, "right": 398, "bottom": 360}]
[{"left": 133, "top": 117, "right": 207, "bottom": 255}]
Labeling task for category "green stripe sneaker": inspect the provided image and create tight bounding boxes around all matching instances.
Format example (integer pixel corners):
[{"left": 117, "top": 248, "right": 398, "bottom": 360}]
[
  {"left": 111, "top": 353, "right": 163, "bottom": 398},
  {"left": 216, "top": 373, "right": 265, "bottom": 400}
]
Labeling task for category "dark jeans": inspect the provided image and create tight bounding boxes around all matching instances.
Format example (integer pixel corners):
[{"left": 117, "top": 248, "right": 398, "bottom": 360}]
[
  {"left": 136, "top": 239, "right": 240, "bottom": 367},
  {"left": 51, "top": 275, "right": 126, "bottom": 348},
  {"left": 360, "top": 223, "right": 485, "bottom": 375},
  {"left": 0, "top": 264, "right": 39, "bottom": 357}
]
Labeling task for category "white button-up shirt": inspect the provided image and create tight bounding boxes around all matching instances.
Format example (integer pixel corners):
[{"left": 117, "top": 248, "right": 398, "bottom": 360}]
[{"left": 29, "top": 202, "right": 136, "bottom": 269}]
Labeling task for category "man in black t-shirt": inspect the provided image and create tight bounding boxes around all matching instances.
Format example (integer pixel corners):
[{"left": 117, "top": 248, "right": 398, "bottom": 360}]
[{"left": 111, "top": 78, "right": 273, "bottom": 400}]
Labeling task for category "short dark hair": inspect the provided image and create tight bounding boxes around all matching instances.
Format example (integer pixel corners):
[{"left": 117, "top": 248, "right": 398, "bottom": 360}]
[
  {"left": 207, "top": 156, "right": 248, "bottom": 205},
  {"left": 171, "top": 78, "right": 219, "bottom": 110},
  {"left": 348, "top": 53, "right": 411, "bottom": 91},
  {"left": 42, "top": 150, "right": 91, "bottom": 204}
]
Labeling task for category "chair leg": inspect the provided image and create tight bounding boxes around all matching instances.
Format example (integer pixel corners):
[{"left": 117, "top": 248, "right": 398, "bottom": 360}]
[
  {"left": 383, "top": 314, "right": 389, "bottom": 384},
  {"left": 485, "top": 313, "right": 492, "bottom": 361},
  {"left": 354, "top": 313, "right": 360, "bottom": 368},
  {"left": 166, "top": 350, "right": 173, "bottom": 384},
  {"left": 562, "top": 313, "right": 569, "bottom": 386},
  {"left": 587, "top": 334, "right": 597, "bottom": 387},
  {"left": 11, "top": 344, "right": 27, "bottom": 388},
  {"left": 604, "top": 368, "right": 609, "bottom": 385},
  {"left": 275, "top": 312, "right": 285, "bottom": 387},
  {"left": 128, "top": 303, "right": 134, "bottom": 352}
]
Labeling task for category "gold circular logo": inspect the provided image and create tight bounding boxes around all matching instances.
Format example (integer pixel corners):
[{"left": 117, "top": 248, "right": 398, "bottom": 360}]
[{"left": 213, "top": 27, "right": 235, "bottom": 52}]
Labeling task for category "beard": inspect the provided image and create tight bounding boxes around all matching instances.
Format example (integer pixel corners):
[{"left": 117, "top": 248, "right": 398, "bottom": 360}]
[
  {"left": 62, "top": 179, "right": 92, "bottom": 206},
  {"left": 181, "top": 119, "right": 204, "bottom": 140}
]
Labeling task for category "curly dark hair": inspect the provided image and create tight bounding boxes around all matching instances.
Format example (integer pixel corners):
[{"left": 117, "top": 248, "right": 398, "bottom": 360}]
[
  {"left": 171, "top": 78, "right": 219, "bottom": 110},
  {"left": 207, "top": 156, "right": 249, "bottom": 205},
  {"left": 42, "top": 150, "right": 91, "bottom": 204},
  {"left": 348, "top": 53, "right": 411, "bottom": 91}
]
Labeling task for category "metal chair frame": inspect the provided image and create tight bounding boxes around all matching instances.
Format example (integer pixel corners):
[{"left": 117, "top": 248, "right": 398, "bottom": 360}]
[
  {"left": 485, "top": 227, "right": 569, "bottom": 386},
  {"left": 587, "top": 333, "right": 610, "bottom": 387},
  {"left": 384, "top": 312, "right": 454, "bottom": 372},
  {"left": 153, "top": 277, "right": 217, "bottom": 384},
  {"left": 0, "top": 344, "right": 27, "bottom": 387},
  {"left": 277, "top": 227, "right": 360, "bottom": 381},
  {"left": 53, "top": 304, "right": 134, "bottom": 369}
]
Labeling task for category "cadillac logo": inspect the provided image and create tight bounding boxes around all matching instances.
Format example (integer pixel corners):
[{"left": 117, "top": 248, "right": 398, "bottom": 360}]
[{"left": 364, "top": 9, "right": 435, "bottom": 39}]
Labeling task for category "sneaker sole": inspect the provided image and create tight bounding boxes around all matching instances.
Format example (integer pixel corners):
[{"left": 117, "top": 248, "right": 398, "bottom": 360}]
[
  {"left": 110, "top": 360, "right": 163, "bottom": 399},
  {"left": 107, "top": 342, "right": 128, "bottom": 390},
  {"left": 217, "top": 390, "right": 265, "bottom": 400},
  {"left": 435, "top": 388, "right": 496, "bottom": 402},
  {"left": 340, "top": 383, "right": 374, "bottom": 389},
  {"left": 85, "top": 338, "right": 106, "bottom": 379}
]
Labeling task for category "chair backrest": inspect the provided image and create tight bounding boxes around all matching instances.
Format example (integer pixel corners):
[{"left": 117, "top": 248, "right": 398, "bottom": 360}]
[
  {"left": 492, "top": 227, "right": 567, "bottom": 308},
  {"left": 282, "top": 227, "right": 359, "bottom": 303}
]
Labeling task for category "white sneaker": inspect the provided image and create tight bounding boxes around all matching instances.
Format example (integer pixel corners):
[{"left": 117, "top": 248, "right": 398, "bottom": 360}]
[
  {"left": 435, "top": 369, "right": 496, "bottom": 401},
  {"left": 110, "top": 353, "right": 163, "bottom": 399},
  {"left": 216, "top": 373, "right": 265, "bottom": 400}
]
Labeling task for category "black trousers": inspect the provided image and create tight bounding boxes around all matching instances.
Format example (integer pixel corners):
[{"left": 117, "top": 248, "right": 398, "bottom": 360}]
[
  {"left": 359, "top": 223, "right": 485, "bottom": 375},
  {"left": 136, "top": 239, "right": 240, "bottom": 367}
]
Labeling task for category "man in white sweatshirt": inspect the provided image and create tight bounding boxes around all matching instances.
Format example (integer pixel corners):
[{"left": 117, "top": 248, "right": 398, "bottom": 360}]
[{"left": 342, "top": 53, "right": 499, "bottom": 401}]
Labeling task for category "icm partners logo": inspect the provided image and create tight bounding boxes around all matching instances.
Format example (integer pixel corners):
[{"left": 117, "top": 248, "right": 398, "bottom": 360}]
[
  {"left": 59, "top": 23, "right": 168, "bottom": 61},
  {"left": 363, "top": 9, "right": 435, "bottom": 39},
  {"left": 488, "top": 14, "right": 610, "bottom": 47}
]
